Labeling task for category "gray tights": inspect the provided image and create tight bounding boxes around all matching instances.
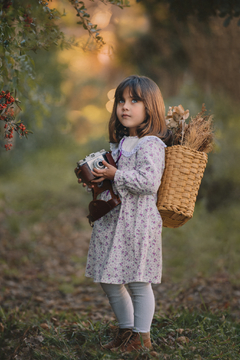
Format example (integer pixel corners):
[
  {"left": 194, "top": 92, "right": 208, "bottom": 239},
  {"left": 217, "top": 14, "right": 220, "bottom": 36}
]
[{"left": 100, "top": 282, "right": 155, "bottom": 333}]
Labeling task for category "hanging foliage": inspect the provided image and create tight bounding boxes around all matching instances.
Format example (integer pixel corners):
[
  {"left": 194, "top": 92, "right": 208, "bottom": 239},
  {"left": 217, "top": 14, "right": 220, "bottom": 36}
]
[{"left": 0, "top": 0, "right": 129, "bottom": 150}]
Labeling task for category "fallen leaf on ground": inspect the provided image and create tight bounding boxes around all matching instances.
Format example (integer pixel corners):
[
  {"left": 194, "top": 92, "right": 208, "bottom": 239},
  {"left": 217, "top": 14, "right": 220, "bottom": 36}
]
[
  {"left": 40, "top": 323, "right": 49, "bottom": 330},
  {"left": 177, "top": 336, "right": 190, "bottom": 344}
]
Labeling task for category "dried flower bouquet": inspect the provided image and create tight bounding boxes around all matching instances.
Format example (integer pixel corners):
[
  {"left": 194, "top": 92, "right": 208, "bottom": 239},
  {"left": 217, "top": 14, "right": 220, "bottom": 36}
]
[{"left": 165, "top": 104, "right": 214, "bottom": 153}]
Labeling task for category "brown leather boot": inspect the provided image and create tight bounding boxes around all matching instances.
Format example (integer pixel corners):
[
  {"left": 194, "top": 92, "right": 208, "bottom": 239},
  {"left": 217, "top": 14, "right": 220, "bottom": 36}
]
[
  {"left": 120, "top": 331, "right": 152, "bottom": 352},
  {"left": 102, "top": 328, "right": 133, "bottom": 350}
]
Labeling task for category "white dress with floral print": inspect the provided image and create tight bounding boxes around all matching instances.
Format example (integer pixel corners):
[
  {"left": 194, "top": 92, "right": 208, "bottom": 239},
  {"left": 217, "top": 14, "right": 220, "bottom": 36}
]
[{"left": 85, "top": 135, "right": 166, "bottom": 284}]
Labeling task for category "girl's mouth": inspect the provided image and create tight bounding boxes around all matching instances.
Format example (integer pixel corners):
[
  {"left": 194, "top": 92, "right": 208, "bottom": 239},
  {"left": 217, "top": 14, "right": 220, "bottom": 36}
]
[{"left": 122, "top": 114, "right": 130, "bottom": 118}]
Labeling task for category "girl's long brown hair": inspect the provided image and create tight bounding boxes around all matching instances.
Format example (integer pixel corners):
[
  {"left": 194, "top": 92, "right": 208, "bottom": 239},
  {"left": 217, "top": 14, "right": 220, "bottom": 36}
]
[{"left": 109, "top": 75, "right": 172, "bottom": 145}]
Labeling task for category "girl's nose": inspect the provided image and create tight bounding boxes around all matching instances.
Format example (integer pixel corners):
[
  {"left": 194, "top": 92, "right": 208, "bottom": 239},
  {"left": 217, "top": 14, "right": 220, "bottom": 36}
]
[{"left": 122, "top": 101, "right": 129, "bottom": 110}]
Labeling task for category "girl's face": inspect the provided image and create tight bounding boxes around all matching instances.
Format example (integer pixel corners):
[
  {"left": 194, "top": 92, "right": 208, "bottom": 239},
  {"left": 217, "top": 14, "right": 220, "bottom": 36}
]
[{"left": 116, "top": 87, "right": 146, "bottom": 136}]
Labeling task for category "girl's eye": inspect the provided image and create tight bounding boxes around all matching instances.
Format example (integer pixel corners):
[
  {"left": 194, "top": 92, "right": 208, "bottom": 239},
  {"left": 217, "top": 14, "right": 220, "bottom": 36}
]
[
  {"left": 119, "top": 99, "right": 124, "bottom": 104},
  {"left": 131, "top": 99, "right": 137, "bottom": 103}
]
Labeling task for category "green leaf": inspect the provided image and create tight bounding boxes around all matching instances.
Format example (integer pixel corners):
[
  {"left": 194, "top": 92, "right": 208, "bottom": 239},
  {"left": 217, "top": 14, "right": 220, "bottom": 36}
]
[{"left": 9, "top": 57, "right": 15, "bottom": 66}]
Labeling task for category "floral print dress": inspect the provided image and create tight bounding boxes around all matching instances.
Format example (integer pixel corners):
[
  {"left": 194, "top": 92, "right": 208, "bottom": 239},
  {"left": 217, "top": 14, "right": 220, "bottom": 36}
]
[{"left": 85, "top": 135, "right": 166, "bottom": 284}]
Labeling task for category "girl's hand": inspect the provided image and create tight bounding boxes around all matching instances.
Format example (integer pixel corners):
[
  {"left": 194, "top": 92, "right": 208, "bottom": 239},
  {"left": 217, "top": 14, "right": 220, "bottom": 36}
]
[
  {"left": 91, "top": 160, "right": 117, "bottom": 183},
  {"left": 78, "top": 178, "right": 94, "bottom": 189}
]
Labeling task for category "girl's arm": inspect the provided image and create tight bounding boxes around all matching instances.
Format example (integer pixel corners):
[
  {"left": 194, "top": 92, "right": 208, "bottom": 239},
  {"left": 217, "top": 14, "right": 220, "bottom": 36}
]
[{"left": 114, "top": 137, "right": 165, "bottom": 195}]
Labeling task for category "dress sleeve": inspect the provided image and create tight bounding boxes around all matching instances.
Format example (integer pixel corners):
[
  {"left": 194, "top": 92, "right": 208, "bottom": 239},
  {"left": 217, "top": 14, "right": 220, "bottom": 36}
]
[{"left": 114, "top": 137, "right": 166, "bottom": 195}]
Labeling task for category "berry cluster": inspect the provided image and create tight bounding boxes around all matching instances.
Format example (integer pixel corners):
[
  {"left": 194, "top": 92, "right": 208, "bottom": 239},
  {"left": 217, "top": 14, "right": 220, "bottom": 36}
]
[
  {"left": 5, "top": 143, "right": 13, "bottom": 151},
  {"left": 0, "top": 91, "right": 15, "bottom": 120},
  {"left": 0, "top": 91, "right": 15, "bottom": 112},
  {"left": 2, "top": 0, "right": 12, "bottom": 10},
  {"left": 19, "top": 123, "right": 28, "bottom": 136},
  {"left": 23, "top": 13, "right": 33, "bottom": 27},
  {"left": 4, "top": 124, "right": 14, "bottom": 138},
  {"left": 1, "top": 90, "right": 31, "bottom": 151},
  {"left": 3, "top": 123, "right": 14, "bottom": 151}
]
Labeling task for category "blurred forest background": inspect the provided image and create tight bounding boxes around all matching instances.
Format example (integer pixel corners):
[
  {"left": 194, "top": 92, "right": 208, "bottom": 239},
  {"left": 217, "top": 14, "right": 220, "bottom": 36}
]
[{"left": 1, "top": 0, "right": 240, "bottom": 290}]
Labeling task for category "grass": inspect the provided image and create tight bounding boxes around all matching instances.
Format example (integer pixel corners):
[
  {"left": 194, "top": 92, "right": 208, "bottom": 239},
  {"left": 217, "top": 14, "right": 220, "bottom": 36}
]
[
  {"left": 0, "top": 306, "right": 240, "bottom": 359},
  {"left": 162, "top": 202, "right": 240, "bottom": 282}
]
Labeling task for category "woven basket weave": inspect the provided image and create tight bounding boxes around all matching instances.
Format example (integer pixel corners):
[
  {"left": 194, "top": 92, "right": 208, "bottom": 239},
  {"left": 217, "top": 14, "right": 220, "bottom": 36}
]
[{"left": 157, "top": 145, "right": 208, "bottom": 228}]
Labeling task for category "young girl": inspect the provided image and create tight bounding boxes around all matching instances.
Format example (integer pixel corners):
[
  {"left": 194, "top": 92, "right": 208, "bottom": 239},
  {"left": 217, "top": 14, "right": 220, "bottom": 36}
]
[{"left": 79, "top": 75, "right": 171, "bottom": 352}]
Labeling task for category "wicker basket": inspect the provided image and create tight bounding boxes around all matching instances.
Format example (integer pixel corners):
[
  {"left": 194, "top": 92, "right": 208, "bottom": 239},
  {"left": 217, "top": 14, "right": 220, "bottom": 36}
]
[{"left": 157, "top": 145, "right": 208, "bottom": 228}]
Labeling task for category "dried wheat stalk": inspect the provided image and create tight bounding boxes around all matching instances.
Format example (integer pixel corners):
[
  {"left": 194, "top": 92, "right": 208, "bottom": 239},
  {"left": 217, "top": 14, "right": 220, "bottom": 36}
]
[{"left": 182, "top": 105, "right": 214, "bottom": 153}]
